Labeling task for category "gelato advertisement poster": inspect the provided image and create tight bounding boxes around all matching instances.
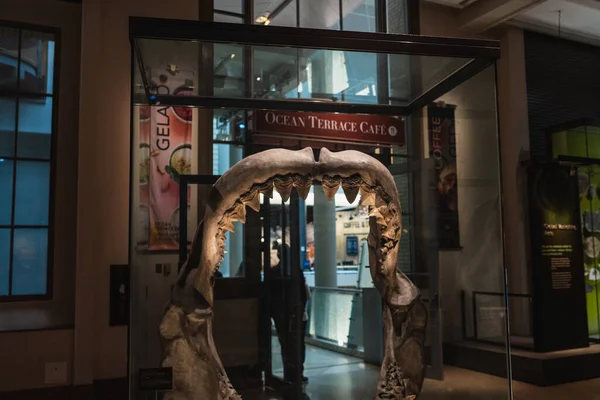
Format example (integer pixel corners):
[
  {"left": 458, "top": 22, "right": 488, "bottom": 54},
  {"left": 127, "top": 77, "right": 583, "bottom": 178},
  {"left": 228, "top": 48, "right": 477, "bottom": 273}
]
[
  {"left": 528, "top": 163, "right": 588, "bottom": 351},
  {"left": 138, "top": 72, "right": 194, "bottom": 252},
  {"left": 577, "top": 165, "right": 600, "bottom": 337},
  {"left": 427, "top": 103, "right": 460, "bottom": 250}
]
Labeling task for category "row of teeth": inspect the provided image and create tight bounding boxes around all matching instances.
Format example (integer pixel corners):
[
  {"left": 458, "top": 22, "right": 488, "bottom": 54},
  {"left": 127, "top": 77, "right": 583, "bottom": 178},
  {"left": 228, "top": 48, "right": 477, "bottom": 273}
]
[{"left": 214, "top": 174, "right": 401, "bottom": 268}]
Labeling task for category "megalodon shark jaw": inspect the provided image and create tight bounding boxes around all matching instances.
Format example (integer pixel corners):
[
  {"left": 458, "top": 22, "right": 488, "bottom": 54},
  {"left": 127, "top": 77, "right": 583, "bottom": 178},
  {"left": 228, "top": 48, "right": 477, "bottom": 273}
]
[
  {"left": 191, "top": 147, "right": 411, "bottom": 307},
  {"left": 172, "top": 146, "right": 426, "bottom": 400}
]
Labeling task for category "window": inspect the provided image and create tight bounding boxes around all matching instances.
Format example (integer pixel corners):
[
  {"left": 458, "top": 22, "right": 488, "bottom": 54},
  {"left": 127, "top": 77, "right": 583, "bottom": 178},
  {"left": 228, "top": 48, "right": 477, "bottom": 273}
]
[{"left": 0, "top": 25, "right": 56, "bottom": 299}]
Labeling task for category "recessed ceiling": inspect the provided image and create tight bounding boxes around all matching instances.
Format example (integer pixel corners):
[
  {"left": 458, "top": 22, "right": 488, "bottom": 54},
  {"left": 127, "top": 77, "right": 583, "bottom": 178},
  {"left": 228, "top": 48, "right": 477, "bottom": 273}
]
[{"left": 512, "top": 0, "right": 600, "bottom": 45}]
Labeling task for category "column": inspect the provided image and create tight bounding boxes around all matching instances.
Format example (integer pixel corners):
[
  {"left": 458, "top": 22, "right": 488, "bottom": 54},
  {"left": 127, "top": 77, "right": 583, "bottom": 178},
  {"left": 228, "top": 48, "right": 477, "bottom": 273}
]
[
  {"left": 497, "top": 27, "right": 532, "bottom": 336},
  {"left": 314, "top": 185, "right": 337, "bottom": 287}
]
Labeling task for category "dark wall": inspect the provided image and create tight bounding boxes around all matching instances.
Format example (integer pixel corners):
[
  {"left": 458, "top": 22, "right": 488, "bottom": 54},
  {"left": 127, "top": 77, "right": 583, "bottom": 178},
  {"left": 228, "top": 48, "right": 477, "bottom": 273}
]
[{"left": 524, "top": 31, "right": 600, "bottom": 161}]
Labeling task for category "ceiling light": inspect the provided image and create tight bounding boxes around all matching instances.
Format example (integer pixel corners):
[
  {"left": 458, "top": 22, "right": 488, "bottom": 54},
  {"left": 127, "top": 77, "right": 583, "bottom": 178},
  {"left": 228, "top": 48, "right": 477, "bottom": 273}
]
[
  {"left": 255, "top": 13, "right": 270, "bottom": 23},
  {"left": 230, "top": 53, "right": 235, "bottom": 59},
  {"left": 263, "top": 19, "right": 271, "bottom": 26}
]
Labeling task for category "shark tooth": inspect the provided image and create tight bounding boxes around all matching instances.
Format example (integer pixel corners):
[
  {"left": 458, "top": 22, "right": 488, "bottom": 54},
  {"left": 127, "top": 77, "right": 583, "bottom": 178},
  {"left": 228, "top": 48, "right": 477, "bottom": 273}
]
[
  {"left": 322, "top": 184, "right": 339, "bottom": 201},
  {"left": 321, "top": 175, "right": 341, "bottom": 201},
  {"left": 274, "top": 183, "right": 293, "bottom": 202},
  {"left": 273, "top": 176, "right": 293, "bottom": 202},
  {"left": 342, "top": 186, "right": 359, "bottom": 203},
  {"left": 295, "top": 184, "right": 311, "bottom": 200},
  {"left": 359, "top": 187, "right": 376, "bottom": 206},
  {"left": 220, "top": 219, "right": 235, "bottom": 233},
  {"left": 229, "top": 202, "right": 247, "bottom": 223},
  {"left": 257, "top": 181, "right": 274, "bottom": 198},
  {"left": 216, "top": 235, "right": 226, "bottom": 248},
  {"left": 293, "top": 175, "right": 312, "bottom": 201},
  {"left": 243, "top": 191, "right": 261, "bottom": 212},
  {"left": 381, "top": 225, "right": 397, "bottom": 241}
]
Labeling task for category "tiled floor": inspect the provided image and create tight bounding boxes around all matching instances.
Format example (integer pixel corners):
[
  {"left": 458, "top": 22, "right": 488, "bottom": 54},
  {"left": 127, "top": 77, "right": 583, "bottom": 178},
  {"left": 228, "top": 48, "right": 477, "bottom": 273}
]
[
  {"left": 5, "top": 339, "right": 600, "bottom": 400},
  {"left": 270, "top": 337, "right": 600, "bottom": 400}
]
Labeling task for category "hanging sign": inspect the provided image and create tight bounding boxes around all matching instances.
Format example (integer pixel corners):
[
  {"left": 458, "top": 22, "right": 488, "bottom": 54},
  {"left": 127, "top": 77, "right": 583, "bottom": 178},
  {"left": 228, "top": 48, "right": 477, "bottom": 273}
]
[
  {"left": 427, "top": 103, "right": 460, "bottom": 250},
  {"left": 138, "top": 71, "right": 194, "bottom": 252},
  {"left": 254, "top": 110, "right": 405, "bottom": 145}
]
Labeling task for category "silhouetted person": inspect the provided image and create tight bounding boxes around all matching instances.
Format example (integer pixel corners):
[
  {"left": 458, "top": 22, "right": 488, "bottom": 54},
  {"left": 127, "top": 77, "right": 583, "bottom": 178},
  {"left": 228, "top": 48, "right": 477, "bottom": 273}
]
[{"left": 270, "top": 243, "right": 309, "bottom": 383}]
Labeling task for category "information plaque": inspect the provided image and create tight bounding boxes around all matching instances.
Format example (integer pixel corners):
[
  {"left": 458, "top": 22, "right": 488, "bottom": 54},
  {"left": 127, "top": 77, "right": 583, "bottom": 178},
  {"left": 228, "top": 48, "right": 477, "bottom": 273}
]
[{"left": 528, "top": 162, "right": 588, "bottom": 352}]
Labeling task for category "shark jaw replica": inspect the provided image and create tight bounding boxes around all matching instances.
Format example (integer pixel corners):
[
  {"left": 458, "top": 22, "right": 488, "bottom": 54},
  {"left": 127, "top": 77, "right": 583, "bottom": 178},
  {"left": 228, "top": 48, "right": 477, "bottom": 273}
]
[{"left": 159, "top": 147, "right": 427, "bottom": 400}]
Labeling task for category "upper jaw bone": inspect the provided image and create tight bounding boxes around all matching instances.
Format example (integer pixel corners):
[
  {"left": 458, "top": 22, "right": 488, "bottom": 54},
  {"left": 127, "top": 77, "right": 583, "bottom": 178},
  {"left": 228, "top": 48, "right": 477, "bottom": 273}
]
[{"left": 193, "top": 147, "right": 402, "bottom": 307}]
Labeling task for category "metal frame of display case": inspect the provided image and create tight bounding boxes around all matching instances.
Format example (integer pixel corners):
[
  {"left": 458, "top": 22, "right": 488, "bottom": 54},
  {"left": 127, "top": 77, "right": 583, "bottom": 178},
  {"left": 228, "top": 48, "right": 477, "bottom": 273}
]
[
  {"left": 127, "top": 16, "right": 508, "bottom": 398},
  {"left": 129, "top": 17, "right": 500, "bottom": 116}
]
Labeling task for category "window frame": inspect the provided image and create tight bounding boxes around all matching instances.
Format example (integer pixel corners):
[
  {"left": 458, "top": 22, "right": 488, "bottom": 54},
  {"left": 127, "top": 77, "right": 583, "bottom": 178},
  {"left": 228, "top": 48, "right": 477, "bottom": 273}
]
[{"left": 0, "top": 20, "right": 60, "bottom": 302}]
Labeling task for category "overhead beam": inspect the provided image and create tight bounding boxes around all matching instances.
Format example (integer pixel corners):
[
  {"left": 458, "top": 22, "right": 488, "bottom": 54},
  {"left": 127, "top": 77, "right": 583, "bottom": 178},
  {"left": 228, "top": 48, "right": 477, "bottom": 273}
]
[{"left": 457, "top": 0, "right": 547, "bottom": 32}]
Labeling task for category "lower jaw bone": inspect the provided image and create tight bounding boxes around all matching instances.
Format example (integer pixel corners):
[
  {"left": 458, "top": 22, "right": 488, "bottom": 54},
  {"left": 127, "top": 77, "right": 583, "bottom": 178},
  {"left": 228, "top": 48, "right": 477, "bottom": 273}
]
[{"left": 158, "top": 148, "right": 427, "bottom": 400}]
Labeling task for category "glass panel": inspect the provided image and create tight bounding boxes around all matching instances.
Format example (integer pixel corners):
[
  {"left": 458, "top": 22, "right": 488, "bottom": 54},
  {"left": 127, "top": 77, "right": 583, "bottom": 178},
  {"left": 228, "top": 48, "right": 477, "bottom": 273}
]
[
  {"left": 0, "top": 229, "right": 9, "bottom": 295},
  {"left": 415, "top": 66, "right": 508, "bottom": 385},
  {"left": 268, "top": 199, "right": 293, "bottom": 380},
  {"left": 389, "top": 54, "right": 470, "bottom": 103},
  {"left": 14, "top": 161, "right": 50, "bottom": 226},
  {"left": 17, "top": 96, "right": 53, "bottom": 159},
  {"left": 136, "top": 38, "right": 474, "bottom": 107},
  {"left": 215, "top": 0, "right": 242, "bottom": 14},
  {"left": 135, "top": 38, "right": 200, "bottom": 96},
  {"left": 300, "top": 0, "right": 341, "bottom": 30},
  {"left": 578, "top": 165, "right": 600, "bottom": 338},
  {"left": 0, "top": 159, "right": 13, "bottom": 225},
  {"left": 254, "top": 0, "right": 297, "bottom": 27},
  {"left": 254, "top": 46, "right": 298, "bottom": 99},
  {"left": 20, "top": 30, "right": 55, "bottom": 94},
  {"left": 0, "top": 98, "right": 16, "bottom": 157},
  {"left": 214, "top": 43, "right": 244, "bottom": 98},
  {"left": 386, "top": 0, "right": 407, "bottom": 34},
  {"left": 342, "top": 0, "right": 376, "bottom": 33},
  {"left": 0, "top": 27, "right": 19, "bottom": 91},
  {"left": 213, "top": 143, "right": 244, "bottom": 175},
  {"left": 11, "top": 228, "right": 48, "bottom": 295},
  {"left": 214, "top": 13, "right": 244, "bottom": 23},
  {"left": 213, "top": 109, "right": 246, "bottom": 142}
]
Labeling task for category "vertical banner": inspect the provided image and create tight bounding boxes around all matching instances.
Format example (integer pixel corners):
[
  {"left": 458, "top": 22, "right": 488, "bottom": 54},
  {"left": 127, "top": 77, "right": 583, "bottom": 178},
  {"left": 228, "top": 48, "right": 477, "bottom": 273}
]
[
  {"left": 427, "top": 103, "right": 460, "bottom": 250},
  {"left": 528, "top": 163, "right": 588, "bottom": 352},
  {"left": 138, "top": 73, "right": 194, "bottom": 251}
]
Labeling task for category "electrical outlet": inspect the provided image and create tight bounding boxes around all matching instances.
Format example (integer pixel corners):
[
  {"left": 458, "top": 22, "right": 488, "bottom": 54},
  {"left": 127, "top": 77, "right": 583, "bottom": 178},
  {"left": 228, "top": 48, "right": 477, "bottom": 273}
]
[{"left": 44, "top": 362, "right": 67, "bottom": 384}]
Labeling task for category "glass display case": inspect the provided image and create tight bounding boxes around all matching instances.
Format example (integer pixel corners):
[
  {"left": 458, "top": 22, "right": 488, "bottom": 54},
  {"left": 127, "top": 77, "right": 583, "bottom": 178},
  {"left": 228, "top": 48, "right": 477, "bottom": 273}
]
[
  {"left": 129, "top": 16, "right": 509, "bottom": 400},
  {"left": 548, "top": 119, "right": 600, "bottom": 341}
]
